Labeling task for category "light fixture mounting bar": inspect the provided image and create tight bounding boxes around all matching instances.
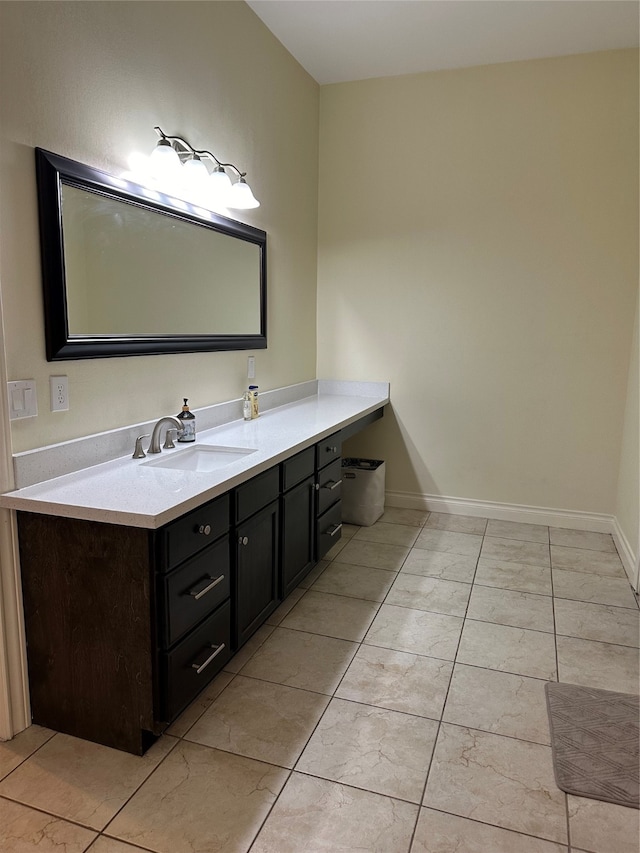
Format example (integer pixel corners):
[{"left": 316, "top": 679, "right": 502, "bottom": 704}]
[{"left": 154, "top": 126, "right": 246, "bottom": 178}]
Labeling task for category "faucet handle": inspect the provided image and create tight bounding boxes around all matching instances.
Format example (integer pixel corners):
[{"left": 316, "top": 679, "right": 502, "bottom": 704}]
[
  {"left": 163, "top": 428, "right": 180, "bottom": 450},
  {"left": 133, "top": 434, "right": 150, "bottom": 459}
]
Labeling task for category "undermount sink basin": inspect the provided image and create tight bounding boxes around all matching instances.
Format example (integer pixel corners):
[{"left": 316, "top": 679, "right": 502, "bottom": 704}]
[{"left": 143, "top": 445, "right": 258, "bottom": 473}]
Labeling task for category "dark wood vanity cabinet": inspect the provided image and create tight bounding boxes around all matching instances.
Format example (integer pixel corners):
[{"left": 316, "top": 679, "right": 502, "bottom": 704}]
[
  {"left": 280, "top": 448, "right": 316, "bottom": 598},
  {"left": 315, "top": 431, "right": 343, "bottom": 560},
  {"left": 233, "top": 467, "right": 280, "bottom": 648},
  {"left": 15, "top": 409, "right": 383, "bottom": 755}
]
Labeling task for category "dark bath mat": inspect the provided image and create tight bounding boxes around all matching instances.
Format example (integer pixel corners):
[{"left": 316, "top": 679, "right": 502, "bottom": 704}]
[{"left": 545, "top": 682, "right": 639, "bottom": 809}]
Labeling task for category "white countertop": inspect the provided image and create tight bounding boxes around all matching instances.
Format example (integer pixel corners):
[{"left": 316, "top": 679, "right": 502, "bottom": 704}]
[{"left": 0, "top": 383, "right": 388, "bottom": 529}]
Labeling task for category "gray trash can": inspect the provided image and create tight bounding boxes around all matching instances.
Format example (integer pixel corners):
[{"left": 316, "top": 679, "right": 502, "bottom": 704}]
[{"left": 341, "top": 458, "right": 385, "bottom": 526}]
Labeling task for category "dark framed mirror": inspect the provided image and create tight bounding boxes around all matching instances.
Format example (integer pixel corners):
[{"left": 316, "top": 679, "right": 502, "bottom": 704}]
[{"left": 35, "top": 148, "right": 267, "bottom": 360}]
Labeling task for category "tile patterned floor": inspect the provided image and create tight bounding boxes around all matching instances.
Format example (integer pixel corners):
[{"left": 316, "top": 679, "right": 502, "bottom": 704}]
[{"left": 1, "top": 513, "right": 639, "bottom": 852}]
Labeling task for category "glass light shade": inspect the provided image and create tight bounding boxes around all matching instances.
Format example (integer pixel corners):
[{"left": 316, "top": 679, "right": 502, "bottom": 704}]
[
  {"left": 227, "top": 177, "right": 260, "bottom": 209},
  {"left": 149, "top": 139, "right": 181, "bottom": 176},
  {"left": 183, "top": 155, "right": 209, "bottom": 185},
  {"left": 209, "top": 166, "right": 232, "bottom": 194}
]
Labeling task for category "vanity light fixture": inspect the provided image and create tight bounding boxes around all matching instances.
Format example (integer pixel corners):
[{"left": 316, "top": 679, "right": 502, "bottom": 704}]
[{"left": 148, "top": 126, "right": 260, "bottom": 209}]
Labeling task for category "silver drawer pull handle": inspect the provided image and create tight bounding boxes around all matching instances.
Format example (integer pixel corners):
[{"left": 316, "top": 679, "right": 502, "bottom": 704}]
[
  {"left": 323, "top": 480, "right": 341, "bottom": 491},
  {"left": 198, "top": 524, "right": 211, "bottom": 536},
  {"left": 326, "top": 445, "right": 338, "bottom": 453},
  {"left": 191, "top": 643, "right": 226, "bottom": 674},
  {"left": 238, "top": 535, "right": 249, "bottom": 546},
  {"left": 189, "top": 575, "right": 224, "bottom": 601},
  {"left": 326, "top": 523, "right": 342, "bottom": 538}
]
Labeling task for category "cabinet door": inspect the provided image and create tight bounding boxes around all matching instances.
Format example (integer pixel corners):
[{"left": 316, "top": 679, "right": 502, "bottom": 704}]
[
  {"left": 281, "top": 474, "right": 315, "bottom": 599},
  {"left": 235, "top": 500, "right": 280, "bottom": 649}
]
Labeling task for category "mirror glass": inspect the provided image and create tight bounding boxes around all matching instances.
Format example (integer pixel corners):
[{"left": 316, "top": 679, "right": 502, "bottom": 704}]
[{"left": 36, "top": 148, "right": 267, "bottom": 360}]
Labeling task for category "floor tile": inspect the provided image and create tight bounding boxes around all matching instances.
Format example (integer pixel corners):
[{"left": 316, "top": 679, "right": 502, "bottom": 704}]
[
  {"left": 336, "top": 644, "right": 453, "bottom": 719},
  {"left": 224, "top": 622, "right": 275, "bottom": 673},
  {"left": 457, "top": 620, "right": 557, "bottom": 680},
  {"left": 380, "top": 506, "right": 430, "bottom": 526},
  {"left": 549, "top": 528, "right": 617, "bottom": 553},
  {"left": 385, "top": 573, "right": 471, "bottom": 617},
  {"left": 550, "top": 545, "right": 625, "bottom": 578},
  {"left": 0, "top": 733, "right": 176, "bottom": 831},
  {"left": 0, "top": 724, "right": 54, "bottom": 781},
  {"left": 298, "top": 560, "right": 329, "bottom": 588},
  {"left": 567, "top": 794, "right": 640, "bottom": 853},
  {"left": 341, "top": 523, "right": 359, "bottom": 539},
  {"left": 0, "top": 796, "right": 97, "bottom": 851},
  {"left": 424, "top": 513, "right": 488, "bottom": 535},
  {"left": 556, "top": 635, "right": 639, "bottom": 693},
  {"left": 310, "top": 560, "right": 396, "bottom": 601},
  {"left": 467, "top": 585, "right": 554, "bottom": 632},
  {"left": 423, "top": 724, "right": 567, "bottom": 843},
  {"left": 475, "top": 559, "right": 552, "bottom": 594},
  {"left": 239, "top": 626, "right": 358, "bottom": 694},
  {"left": 280, "top": 590, "right": 379, "bottom": 641},
  {"left": 365, "top": 604, "right": 463, "bottom": 660},
  {"left": 296, "top": 697, "right": 438, "bottom": 802},
  {"left": 266, "top": 587, "right": 306, "bottom": 625},
  {"left": 485, "top": 519, "right": 549, "bottom": 543},
  {"left": 323, "top": 537, "right": 348, "bottom": 561},
  {"left": 251, "top": 773, "right": 418, "bottom": 853},
  {"left": 412, "top": 808, "right": 567, "bottom": 853},
  {"left": 165, "top": 670, "right": 235, "bottom": 737},
  {"left": 552, "top": 568, "right": 637, "bottom": 608},
  {"left": 414, "top": 529, "right": 483, "bottom": 558},
  {"left": 401, "top": 549, "right": 478, "bottom": 583},
  {"left": 443, "top": 664, "right": 551, "bottom": 744},
  {"left": 89, "top": 839, "right": 147, "bottom": 853},
  {"left": 354, "top": 521, "right": 420, "bottom": 547},
  {"left": 185, "top": 675, "right": 329, "bottom": 768},
  {"left": 554, "top": 598, "right": 639, "bottom": 647},
  {"left": 481, "top": 536, "right": 550, "bottom": 568},
  {"left": 106, "top": 741, "right": 288, "bottom": 853},
  {"left": 336, "top": 539, "right": 409, "bottom": 571}
]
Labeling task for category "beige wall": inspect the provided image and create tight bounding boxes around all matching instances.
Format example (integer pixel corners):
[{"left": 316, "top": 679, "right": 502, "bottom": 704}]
[
  {"left": 0, "top": 1, "right": 319, "bottom": 453},
  {"left": 615, "top": 292, "right": 639, "bottom": 563},
  {"left": 318, "top": 50, "right": 638, "bottom": 519}
]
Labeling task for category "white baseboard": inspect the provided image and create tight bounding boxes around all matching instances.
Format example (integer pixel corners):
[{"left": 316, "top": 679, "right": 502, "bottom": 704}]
[
  {"left": 385, "top": 490, "right": 638, "bottom": 591},
  {"left": 612, "top": 517, "right": 640, "bottom": 592}
]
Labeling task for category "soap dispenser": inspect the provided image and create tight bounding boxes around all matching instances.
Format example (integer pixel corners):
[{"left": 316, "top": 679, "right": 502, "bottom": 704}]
[{"left": 177, "top": 398, "right": 196, "bottom": 442}]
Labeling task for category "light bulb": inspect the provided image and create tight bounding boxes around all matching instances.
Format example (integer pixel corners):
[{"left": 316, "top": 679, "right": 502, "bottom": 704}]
[
  {"left": 183, "top": 155, "right": 209, "bottom": 185},
  {"left": 227, "top": 177, "right": 260, "bottom": 209},
  {"left": 149, "top": 139, "right": 181, "bottom": 176}
]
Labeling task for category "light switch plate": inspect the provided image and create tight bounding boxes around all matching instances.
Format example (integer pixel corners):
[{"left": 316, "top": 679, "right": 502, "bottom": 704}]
[
  {"left": 8, "top": 380, "right": 38, "bottom": 420},
  {"left": 247, "top": 356, "right": 256, "bottom": 379}
]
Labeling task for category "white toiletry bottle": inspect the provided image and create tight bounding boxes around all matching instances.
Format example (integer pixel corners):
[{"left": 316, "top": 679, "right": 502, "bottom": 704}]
[{"left": 177, "top": 398, "right": 196, "bottom": 442}]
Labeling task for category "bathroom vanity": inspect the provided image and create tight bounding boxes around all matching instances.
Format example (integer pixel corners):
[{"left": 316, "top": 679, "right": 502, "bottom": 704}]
[{"left": 1, "top": 382, "right": 388, "bottom": 754}]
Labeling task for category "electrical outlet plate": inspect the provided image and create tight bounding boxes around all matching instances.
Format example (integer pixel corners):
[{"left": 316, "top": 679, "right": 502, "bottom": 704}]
[
  {"left": 50, "top": 375, "right": 69, "bottom": 412},
  {"left": 8, "top": 380, "right": 38, "bottom": 420},
  {"left": 247, "top": 356, "right": 256, "bottom": 379}
]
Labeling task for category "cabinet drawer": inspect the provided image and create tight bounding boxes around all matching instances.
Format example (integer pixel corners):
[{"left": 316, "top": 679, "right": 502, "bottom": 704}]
[
  {"left": 281, "top": 447, "right": 315, "bottom": 492},
  {"left": 160, "top": 600, "right": 231, "bottom": 722},
  {"left": 161, "top": 494, "right": 229, "bottom": 571},
  {"left": 316, "top": 500, "right": 342, "bottom": 561},
  {"left": 316, "top": 432, "right": 342, "bottom": 470},
  {"left": 316, "top": 457, "right": 342, "bottom": 516},
  {"left": 160, "top": 536, "right": 230, "bottom": 648},
  {"left": 234, "top": 466, "right": 279, "bottom": 524}
]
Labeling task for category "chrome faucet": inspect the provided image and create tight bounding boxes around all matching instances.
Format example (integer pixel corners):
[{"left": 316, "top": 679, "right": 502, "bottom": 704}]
[{"left": 147, "top": 416, "right": 185, "bottom": 454}]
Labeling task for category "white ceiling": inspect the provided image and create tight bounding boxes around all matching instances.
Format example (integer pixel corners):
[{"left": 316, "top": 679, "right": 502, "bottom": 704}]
[{"left": 246, "top": 0, "right": 639, "bottom": 85}]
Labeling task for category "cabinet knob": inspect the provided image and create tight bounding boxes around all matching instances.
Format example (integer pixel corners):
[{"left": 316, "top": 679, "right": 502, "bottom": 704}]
[
  {"left": 198, "top": 524, "right": 211, "bottom": 536},
  {"left": 238, "top": 535, "right": 249, "bottom": 546}
]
